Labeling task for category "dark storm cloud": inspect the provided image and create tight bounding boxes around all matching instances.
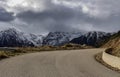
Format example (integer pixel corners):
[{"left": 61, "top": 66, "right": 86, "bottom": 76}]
[
  {"left": 0, "top": 8, "right": 15, "bottom": 22},
  {"left": 16, "top": 5, "right": 84, "bottom": 32},
  {"left": 17, "top": 7, "right": 75, "bottom": 22},
  {"left": 0, "top": 0, "right": 120, "bottom": 34}
]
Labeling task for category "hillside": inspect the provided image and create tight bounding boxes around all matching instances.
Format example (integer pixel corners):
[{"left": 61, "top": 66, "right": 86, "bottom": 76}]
[
  {"left": 103, "top": 31, "right": 120, "bottom": 48},
  {"left": 103, "top": 31, "right": 120, "bottom": 57}
]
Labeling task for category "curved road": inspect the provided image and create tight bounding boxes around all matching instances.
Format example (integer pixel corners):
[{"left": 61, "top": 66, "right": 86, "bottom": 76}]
[{"left": 0, "top": 49, "right": 119, "bottom": 77}]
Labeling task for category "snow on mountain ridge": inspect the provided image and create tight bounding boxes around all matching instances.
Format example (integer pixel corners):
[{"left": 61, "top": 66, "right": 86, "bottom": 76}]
[
  {"left": 70, "top": 31, "right": 112, "bottom": 47},
  {"left": 0, "top": 28, "right": 112, "bottom": 47},
  {"left": 0, "top": 28, "right": 43, "bottom": 47},
  {"left": 43, "top": 31, "right": 85, "bottom": 46},
  {"left": 25, "top": 34, "right": 44, "bottom": 46}
]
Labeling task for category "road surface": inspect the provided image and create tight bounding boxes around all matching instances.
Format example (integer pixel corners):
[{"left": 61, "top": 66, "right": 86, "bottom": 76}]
[{"left": 0, "top": 49, "right": 119, "bottom": 77}]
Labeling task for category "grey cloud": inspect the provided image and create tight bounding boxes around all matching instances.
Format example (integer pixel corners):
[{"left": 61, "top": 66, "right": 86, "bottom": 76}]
[
  {"left": 0, "top": 0, "right": 120, "bottom": 34},
  {"left": 17, "top": 7, "right": 75, "bottom": 22},
  {"left": 16, "top": 4, "right": 82, "bottom": 32},
  {"left": 0, "top": 8, "right": 15, "bottom": 22},
  {"left": 16, "top": 0, "right": 120, "bottom": 33}
]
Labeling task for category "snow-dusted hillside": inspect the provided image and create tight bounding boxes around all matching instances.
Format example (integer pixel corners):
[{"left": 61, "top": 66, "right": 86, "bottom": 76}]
[
  {"left": 24, "top": 33, "right": 44, "bottom": 46},
  {"left": 42, "top": 32, "right": 85, "bottom": 46},
  {"left": 0, "top": 28, "right": 112, "bottom": 47},
  {"left": 0, "top": 28, "right": 43, "bottom": 47},
  {"left": 70, "top": 31, "right": 111, "bottom": 47}
]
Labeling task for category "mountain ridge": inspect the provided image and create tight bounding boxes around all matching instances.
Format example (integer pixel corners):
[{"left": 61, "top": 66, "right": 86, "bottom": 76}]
[
  {"left": 0, "top": 28, "right": 113, "bottom": 47},
  {"left": 70, "top": 31, "right": 111, "bottom": 47},
  {"left": 0, "top": 28, "right": 44, "bottom": 47}
]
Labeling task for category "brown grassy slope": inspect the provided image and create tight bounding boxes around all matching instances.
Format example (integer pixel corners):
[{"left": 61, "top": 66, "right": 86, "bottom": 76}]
[
  {"left": 102, "top": 31, "right": 120, "bottom": 57},
  {"left": 102, "top": 30, "right": 120, "bottom": 48},
  {"left": 103, "top": 37, "right": 120, "bottom": 48}
]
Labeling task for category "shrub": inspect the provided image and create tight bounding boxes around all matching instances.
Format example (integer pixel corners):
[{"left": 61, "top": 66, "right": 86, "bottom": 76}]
[
  {"left": 64, "top": 44, "right": 73, "bottom": 47},
  {"left": 0, "top": 51, "right": 9, "bottom": 59}
]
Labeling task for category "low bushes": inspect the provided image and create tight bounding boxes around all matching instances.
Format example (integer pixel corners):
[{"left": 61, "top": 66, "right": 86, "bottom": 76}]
[
  {"left": 0, "top": 51, "right": 9, "bottom": 59},
  {"left": 0, "top": 44, "right": 92, "bottom": 60}
]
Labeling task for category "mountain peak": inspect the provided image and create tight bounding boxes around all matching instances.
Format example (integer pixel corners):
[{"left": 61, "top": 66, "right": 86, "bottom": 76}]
[
  {"left": 0, "top": 29, "right": 113, "bottom": 47},
  {"left": 70, "top": 31, "right": 111, "bottom": 47},
  {"left": 0, "top": 28, "right": 44, "bottom": 47}
]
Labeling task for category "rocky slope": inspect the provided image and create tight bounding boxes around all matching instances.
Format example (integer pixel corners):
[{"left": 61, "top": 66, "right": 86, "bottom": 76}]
[
  {"left": 70, "top": 31, "right": 111, "bottom": 47},
  {"left": 0, "top": 28, "right": 43, "bottom": 47},
  {"left": 103, "top": 31, "right": 120, "bottom": 48},
  {"left": 24, "top": 33, "right": 44, "bottom": 46},
  {"left": 42, "top": 32, "right": 84, "bottom": 46},
  {"left": 103, "top": 31, "right": 120, "bottom": 57},
  {"left": 0, "top": 28, "right": 113, "bottom": 47}
]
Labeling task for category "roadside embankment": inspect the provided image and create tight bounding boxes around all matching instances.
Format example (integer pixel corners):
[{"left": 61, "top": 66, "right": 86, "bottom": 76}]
[
  {"left": 95, "top": 49, "right": 120, "bottom": 72},
  {"left": 102, "top": 50, "right": 120, "bottom": 69}
]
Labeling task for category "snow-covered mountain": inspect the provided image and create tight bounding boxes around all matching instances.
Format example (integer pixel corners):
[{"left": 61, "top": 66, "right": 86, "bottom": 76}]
[
  {"left": 42, "top": 31, "right": 85, "bottom": 46},
  {"left": 24, "top": 33, "right": 44, "bottom": 46},
  {"left": 0, "top": 28, "right": 43, "bottom": 47},
  {"left": 0, "top": 28, "right": 112, "bottom": 47},
  {"left": 70, "top": 31, "right": 111, "bottom": 47}
]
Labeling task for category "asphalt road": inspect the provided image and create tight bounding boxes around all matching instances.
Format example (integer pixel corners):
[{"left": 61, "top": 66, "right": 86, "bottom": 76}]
[{"left": 0, "top": 49, "right": 119, "bottom": 77}]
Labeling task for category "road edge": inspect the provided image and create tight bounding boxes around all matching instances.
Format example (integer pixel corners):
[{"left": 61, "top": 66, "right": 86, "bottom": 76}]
[{"left": 95, "top": 52, "right": 120, "bottom": 73}]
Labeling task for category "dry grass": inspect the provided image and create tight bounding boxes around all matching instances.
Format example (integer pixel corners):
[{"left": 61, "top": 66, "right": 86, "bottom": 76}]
[
  {"left": 15, "top": 43, "right": 93, "bottom": 53},
  {"left": 0, "top": 44, "right": 92, "bottom": 60},
  {"left": 0, "top": 50, "right": 26, "bottom": 60},
  {"left": 113, "top": 46, "right": 120, "bottom": 57},
  {"left": 95, "top": 52, "right": 120, "bottom": 73},
  {"left": 0, "top": 51, "right": 9, "bottom": 59}
]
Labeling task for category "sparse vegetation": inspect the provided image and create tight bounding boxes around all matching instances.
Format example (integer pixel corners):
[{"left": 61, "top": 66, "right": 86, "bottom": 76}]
[
  {"left": 110, "top": 31, "right": 120, "bottom": 39},
  {"left": 0, "top": 50, "right": 26, "bottom": 60},
  {"left": 0, "top": 51, "right": 9, "bottom": 59},
  {"left": 102, "top": 31, "right": 120, "bottom": 48},
  {"left": 114, "top": 48, "right": 120, "bottom": 57},
  {"left": 0, "top": 43, "right": 93, "bottom": 60},
  {"left": 15, "top": 43, "right": 92, "bottom": 52},
  {"left": 102, "top": 30, "right": 120, "bottom": 57}
]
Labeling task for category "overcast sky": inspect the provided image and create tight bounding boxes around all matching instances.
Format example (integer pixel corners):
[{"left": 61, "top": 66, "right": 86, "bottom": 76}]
[{"left": 0, "top": 0, "right": 120, "bottom": 34}]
